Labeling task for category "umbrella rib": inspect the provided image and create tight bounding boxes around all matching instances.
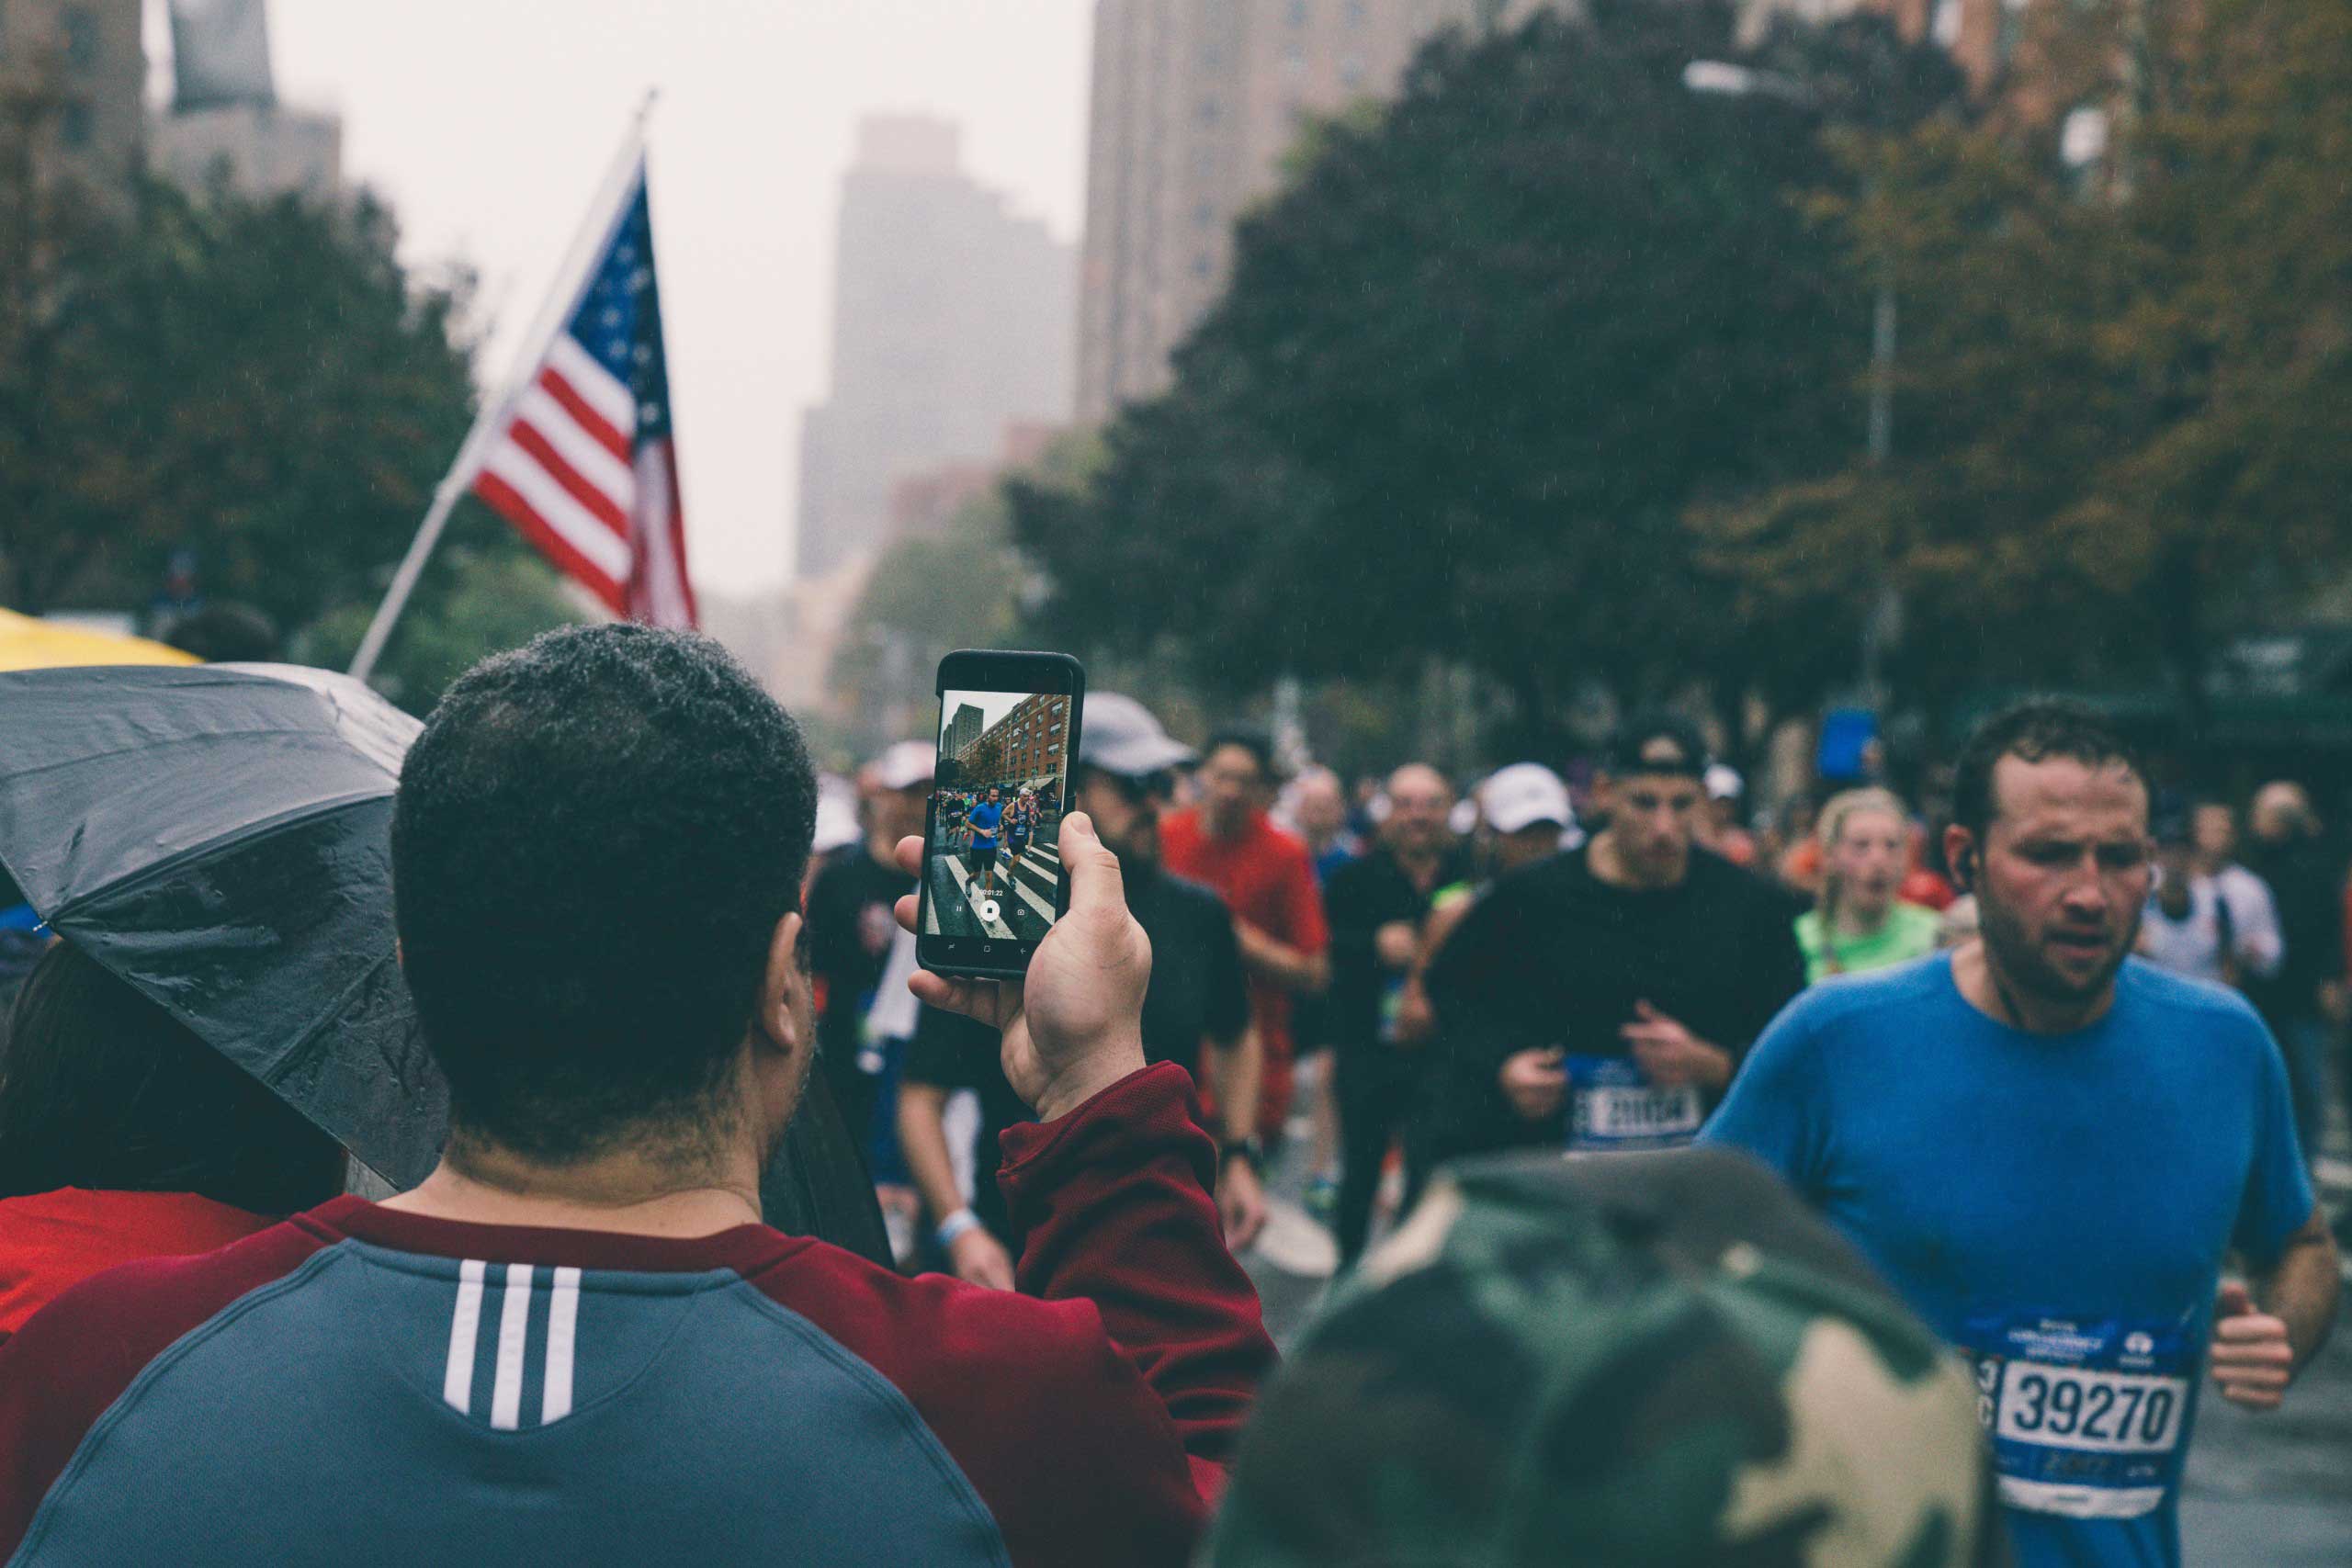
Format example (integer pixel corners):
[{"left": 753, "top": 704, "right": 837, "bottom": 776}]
[{"left": 40, "top": 787, "right": 395, "bottom": 927}]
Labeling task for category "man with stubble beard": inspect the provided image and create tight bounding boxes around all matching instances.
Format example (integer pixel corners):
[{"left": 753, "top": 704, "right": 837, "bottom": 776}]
[{"left": 1704, "top": 701, "right": 2338, "bottom": 1568}]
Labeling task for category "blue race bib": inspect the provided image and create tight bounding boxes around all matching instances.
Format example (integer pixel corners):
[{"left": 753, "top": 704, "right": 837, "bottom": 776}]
[
  {"left": 1563, "top": 1054, "right": 1702, "bottom": 1152},
  {"left": 1962, "top": 1310, "right": 2195, "bottom": 1520}
]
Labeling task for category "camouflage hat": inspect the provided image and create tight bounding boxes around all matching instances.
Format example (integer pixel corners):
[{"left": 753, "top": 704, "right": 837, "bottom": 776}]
[{"left": 1204, "top": 1147, "right": 2005, "bottom": 1568}]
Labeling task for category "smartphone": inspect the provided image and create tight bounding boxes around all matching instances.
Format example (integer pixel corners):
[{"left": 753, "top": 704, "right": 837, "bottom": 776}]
[{"left": 916, "top": 649, "right": 1086, "bottom": 979}]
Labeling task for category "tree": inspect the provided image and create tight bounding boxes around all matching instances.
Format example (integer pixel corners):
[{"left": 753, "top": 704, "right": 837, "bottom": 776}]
[
  {"left": 829, "top": 434, "right": 1101, "bottom": 755},
  {"left": 0, "top": 79, "right": 495, "bottom": 649},
  {"left": 1015, "top": 0, "right": 1952, "bottom": 751},
  {"left": 306, "top": 542, "right": 582, "bottom": 713},
  {"left": 1738, "top": 0, "right": 2352, "bottom": 728}
]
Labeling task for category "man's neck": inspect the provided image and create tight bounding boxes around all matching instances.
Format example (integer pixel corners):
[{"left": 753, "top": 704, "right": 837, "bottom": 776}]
[
  {"left": 1206, "top": 809, "right": 1253, "bottom": 843},
  {"left": 379, "top": 1139, "right": 764, "bottom": 1240},
  {"left": 1951, "top": 941, "right": 2116, "bottom": 1035},
  {"left": 1831, "top": 899, "right": 1894, "bottom": 940},
  {"left": 1391, "top": 841, "right": 1442, "bottom": 891},
  {"left": 1588, "top": 829, "right": 1684, "bottom": 892}
]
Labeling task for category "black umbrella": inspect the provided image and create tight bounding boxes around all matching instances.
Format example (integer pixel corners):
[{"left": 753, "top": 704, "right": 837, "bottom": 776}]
[{"left": 0, "top": 662, "right": 888, "bottom": 1262}]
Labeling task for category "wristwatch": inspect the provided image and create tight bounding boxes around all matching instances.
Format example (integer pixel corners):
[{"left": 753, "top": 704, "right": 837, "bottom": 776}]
[{"left": 1220, "top": 1136, "right": 1266, "bottom": 1174}]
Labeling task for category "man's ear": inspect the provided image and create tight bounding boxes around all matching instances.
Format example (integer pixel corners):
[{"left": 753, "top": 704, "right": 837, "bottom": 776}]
[
  {"left": 1943, "top": 825, "right": 1977, "bottom": 892},
  {"left": 756, "top": 910, "right": 807, "bottom": 1055}
]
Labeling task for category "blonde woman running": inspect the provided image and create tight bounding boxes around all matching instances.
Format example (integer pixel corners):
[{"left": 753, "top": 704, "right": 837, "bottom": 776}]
[{"left": 1795, "top": 787, "right": 1943, "bottom": 984}]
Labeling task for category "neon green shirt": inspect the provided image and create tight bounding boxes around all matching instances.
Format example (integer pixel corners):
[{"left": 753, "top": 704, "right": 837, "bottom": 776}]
[{"left": 1794, "top": 901, "right": 1942, "bottom": 985}]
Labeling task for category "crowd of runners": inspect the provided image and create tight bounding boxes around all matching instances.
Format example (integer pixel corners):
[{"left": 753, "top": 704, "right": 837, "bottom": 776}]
[
  {"left": 807, "top": 684, "right": 2345, "bottom": 1568},
  {"left": 0, "top": 628, "right": 2341, "bottom": 1566}
]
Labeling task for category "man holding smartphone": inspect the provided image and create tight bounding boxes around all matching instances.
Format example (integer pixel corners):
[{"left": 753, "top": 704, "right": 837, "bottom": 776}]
[
  {"left": 0, "top": 628, "right": 1274, "bottom": 1567},
  {"left": 901, "top": 694, "right": 1269, "bottom": 1275}
]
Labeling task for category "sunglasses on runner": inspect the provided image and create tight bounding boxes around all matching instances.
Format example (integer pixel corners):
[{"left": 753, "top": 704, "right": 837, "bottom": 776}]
[{"left": 1105, "top": 768, "right": 1177, "bottom": 801}]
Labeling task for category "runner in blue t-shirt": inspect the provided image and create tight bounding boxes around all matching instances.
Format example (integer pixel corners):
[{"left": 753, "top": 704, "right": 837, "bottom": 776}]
[
  {"left": 1702, "top": 703, "right": 2337, "bottom": 1568},
  {"left": 964, "top": 786, "right": 1005, "bottom": 897}
]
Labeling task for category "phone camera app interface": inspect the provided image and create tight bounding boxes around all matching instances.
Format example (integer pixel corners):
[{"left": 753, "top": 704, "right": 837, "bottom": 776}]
[{"left": 925, "top": 690, "right": 1071, "bottom": 943}]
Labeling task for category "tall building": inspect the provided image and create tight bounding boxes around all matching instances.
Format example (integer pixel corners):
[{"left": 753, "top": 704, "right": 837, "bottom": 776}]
[
  {"left": 795, "top": 115, "right": 1075, "bottom": 580},
  {"left": 954, "top": 694, "right": 1071, "bottom": 791},
  {"left": 1076, "top": 0, "right": 1545, "bottom": 424},
  {"left": 1737, "top": 0, "right": 2029, "bottom": 94},
  {"left": 151, "top": 0, "right": 342, "bottom": 202},
  {"left": 0, "top": 0, "right": 146, "bottom": 196},
  {"left": 944, "top": 701, "right": 985, "bottom": 765}
]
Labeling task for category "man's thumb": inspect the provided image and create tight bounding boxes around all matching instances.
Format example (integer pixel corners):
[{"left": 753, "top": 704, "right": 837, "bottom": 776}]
[
  {"left": 2215, "top": 1280, "right": 2255, "bottom": 1319},
  {"left": 1057, "top": 811, "right": 1125, "bottom": 914}
]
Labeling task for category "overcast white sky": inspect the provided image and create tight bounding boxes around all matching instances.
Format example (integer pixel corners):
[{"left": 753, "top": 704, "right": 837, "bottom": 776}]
[{"left": 254, "top": 0, "right": 1091, "bottom": 592}]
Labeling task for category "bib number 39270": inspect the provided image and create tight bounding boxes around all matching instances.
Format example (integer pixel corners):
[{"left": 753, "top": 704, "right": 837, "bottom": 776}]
[
  {"left": 1964, "top": 1312, "right": 2193, "bottom": 1520},
  {"left": 1563, "top": 1055, "right": 1702, "bottom": 1152}
]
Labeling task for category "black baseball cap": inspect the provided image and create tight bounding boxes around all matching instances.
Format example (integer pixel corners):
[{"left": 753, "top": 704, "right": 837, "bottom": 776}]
[{"left": 1603, "top": 711, "right": 1708, "bottom": 779}]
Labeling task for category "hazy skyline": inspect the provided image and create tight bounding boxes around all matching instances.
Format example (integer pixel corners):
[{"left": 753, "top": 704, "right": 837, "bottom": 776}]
[{"left": 257, "top": 0, "right": 1091, "bottom": 594}]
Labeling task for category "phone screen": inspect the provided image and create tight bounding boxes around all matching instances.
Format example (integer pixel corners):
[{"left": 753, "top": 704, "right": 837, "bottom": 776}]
[{"left": 920, "top": 682, "right": 1076, "bottom": 958}]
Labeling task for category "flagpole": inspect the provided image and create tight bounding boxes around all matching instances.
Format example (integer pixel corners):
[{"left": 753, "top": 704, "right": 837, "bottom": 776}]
[{"left": 349, "top": 92, "right": 660, "bottom": 684}]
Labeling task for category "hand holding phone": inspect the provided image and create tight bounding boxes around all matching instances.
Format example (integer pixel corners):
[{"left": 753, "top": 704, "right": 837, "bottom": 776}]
[{"left": 892, "top": 812, "right": 1149, "bottom": 1121}]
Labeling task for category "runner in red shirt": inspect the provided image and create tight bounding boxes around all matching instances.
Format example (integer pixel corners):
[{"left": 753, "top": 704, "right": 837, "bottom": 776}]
[{"left": 1162, "top": 729, "right": 1329, "bottom": 1146}]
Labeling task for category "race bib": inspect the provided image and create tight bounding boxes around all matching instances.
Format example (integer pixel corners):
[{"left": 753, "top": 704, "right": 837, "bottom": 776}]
[
  {"left": 1563, "top": 1055, "right": 1702, "bottom": 1151},
  {"left": 1963, "top": 1312, "right": 2194, "bottom": 1520}
]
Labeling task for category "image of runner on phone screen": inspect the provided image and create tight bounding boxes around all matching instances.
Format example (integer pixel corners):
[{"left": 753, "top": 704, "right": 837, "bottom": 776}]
[{"left": 965, "top": 786, "right": 1004, "bottom": 897}]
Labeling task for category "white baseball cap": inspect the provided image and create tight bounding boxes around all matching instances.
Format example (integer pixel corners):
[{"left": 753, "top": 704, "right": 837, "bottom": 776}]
[
  {"left": 1480, "top": 763, "right": 1574, "bottom": 835},
  {"left": 871, "top": 739, "right": 935, "bottom": 793}
]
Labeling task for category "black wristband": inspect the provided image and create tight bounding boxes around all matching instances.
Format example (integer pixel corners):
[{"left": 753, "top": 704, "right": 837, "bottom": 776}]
[{"left": 1220, "top": 1135, "right": 1265, "bottom": 1173}]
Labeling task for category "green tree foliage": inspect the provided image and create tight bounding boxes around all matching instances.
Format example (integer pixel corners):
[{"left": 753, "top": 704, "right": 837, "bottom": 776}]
[
  {"left": 307, "top": 544, "right": 581, "bottom": 713},
  {"left": 828, "top": 434, "right": 1100, "bottom": 753},
  {"left": 1016, "top": 1, "right": 1950, "bottom": 740},
  {"left": 0, "top": 86, "right": 512, "bottom": 656},
  {"left": 1735, "top": 0, "right": 2352, "bottom": 722}
]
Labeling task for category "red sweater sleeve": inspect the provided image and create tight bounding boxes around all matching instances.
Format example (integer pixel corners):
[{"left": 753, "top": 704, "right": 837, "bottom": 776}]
[
  {"left": 999, "top": 1062, "right": 1276, "bottom": 1495},
  {"left": 749, "top": 1063, "right": 1275, "bottom": 1568}
]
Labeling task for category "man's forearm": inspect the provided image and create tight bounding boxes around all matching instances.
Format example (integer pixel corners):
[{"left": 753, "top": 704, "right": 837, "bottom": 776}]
[
  {"left": 895, "top": 1083, "right": 967, "bottom": 1224},
  {"left": 1206, "top": 1028, "right": 1262, "bottom": 1145},
  {"left": 2262, "top": 1218, "right": 2342, "bottom": 1371},
  {"left": 1001, "top": 1065, "right": 1276, "bottom": 1472},
  {"left": 1238, "top": 925, "right": 1328, "bottom": 994}
]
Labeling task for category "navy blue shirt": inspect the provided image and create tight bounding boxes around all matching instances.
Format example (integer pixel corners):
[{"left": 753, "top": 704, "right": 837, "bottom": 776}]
[{"left": 1702, "top": 955, "right": 2314, "bottom": 1568}]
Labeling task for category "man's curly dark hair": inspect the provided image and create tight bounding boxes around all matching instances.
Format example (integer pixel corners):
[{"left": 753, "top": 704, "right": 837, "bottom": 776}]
[{"left": 392, "top": 625, "right": 817, "bottom": 1165}]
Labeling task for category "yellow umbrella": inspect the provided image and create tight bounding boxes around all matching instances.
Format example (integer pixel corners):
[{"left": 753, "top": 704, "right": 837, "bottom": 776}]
[{"left": 0, "top": 607, "right": 199, "bottom": 671}]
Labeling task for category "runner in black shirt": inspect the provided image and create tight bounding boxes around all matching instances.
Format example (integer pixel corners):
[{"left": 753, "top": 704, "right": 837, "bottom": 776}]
[
  {"left": 898, "top": 693, "right": 1262, "bottom": 1288},
  {"left": 1322, "top": 762, "right": 1469, "bottom": 1263},
  {"left": 802, "top": 740, "right": 933, "bottom": 1165},
  {"left": 1426, "top": 715, "right": 1805, "bottom": 1160}
]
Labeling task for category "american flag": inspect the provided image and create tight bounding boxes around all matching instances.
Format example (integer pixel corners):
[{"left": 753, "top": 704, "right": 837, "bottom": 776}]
[{"left": 470, "top": 162, "right": 696, "bottom": 627}]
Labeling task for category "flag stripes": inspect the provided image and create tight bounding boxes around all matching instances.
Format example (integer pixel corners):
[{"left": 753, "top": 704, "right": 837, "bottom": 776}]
[{"left": 466, "top": 162, "right": 695, "bottom": 628}]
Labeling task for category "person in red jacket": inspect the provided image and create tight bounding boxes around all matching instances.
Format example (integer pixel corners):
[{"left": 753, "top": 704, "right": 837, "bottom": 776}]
[
  {"left": 0, "top": 626, "right": 1272, "bottom": 1568},
  {"left": 0, "top": 940, "right": 347, "bottom": 1344},
  {"left": 1162, "top": 728, "right": 1329, "bottom": 1146}
]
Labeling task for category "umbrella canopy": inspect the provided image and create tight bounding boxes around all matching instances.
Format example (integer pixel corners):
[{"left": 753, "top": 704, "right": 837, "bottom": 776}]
[
  {"left": 0, "top": 607, "right": 198, "bottom": 671},
  {"left": 0, "top": 663, "right": 438, "bottom": 1183},
  {"left": 0, "top": 662, "right": 890, "bottom": 1262}
]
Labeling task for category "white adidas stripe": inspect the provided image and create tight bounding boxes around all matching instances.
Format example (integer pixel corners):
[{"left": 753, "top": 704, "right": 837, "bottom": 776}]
[
  {"left": 444, "top": 1258, "right": 487, "bottom": 1414},
  {"left": 490, "top": 1262, "right": 534, "bottom": 1430},
  {"left": 543, "top": 1266, "right": 582, "bottom": 1424}
]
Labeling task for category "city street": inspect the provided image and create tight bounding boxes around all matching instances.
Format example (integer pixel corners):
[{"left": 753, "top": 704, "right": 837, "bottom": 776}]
[
  {"left": 922, "top": 838, "right": 1062, "bottom": 942},
  {"left": 1239, "top": 1075, "right": 2352, "bottom": 1565}
]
